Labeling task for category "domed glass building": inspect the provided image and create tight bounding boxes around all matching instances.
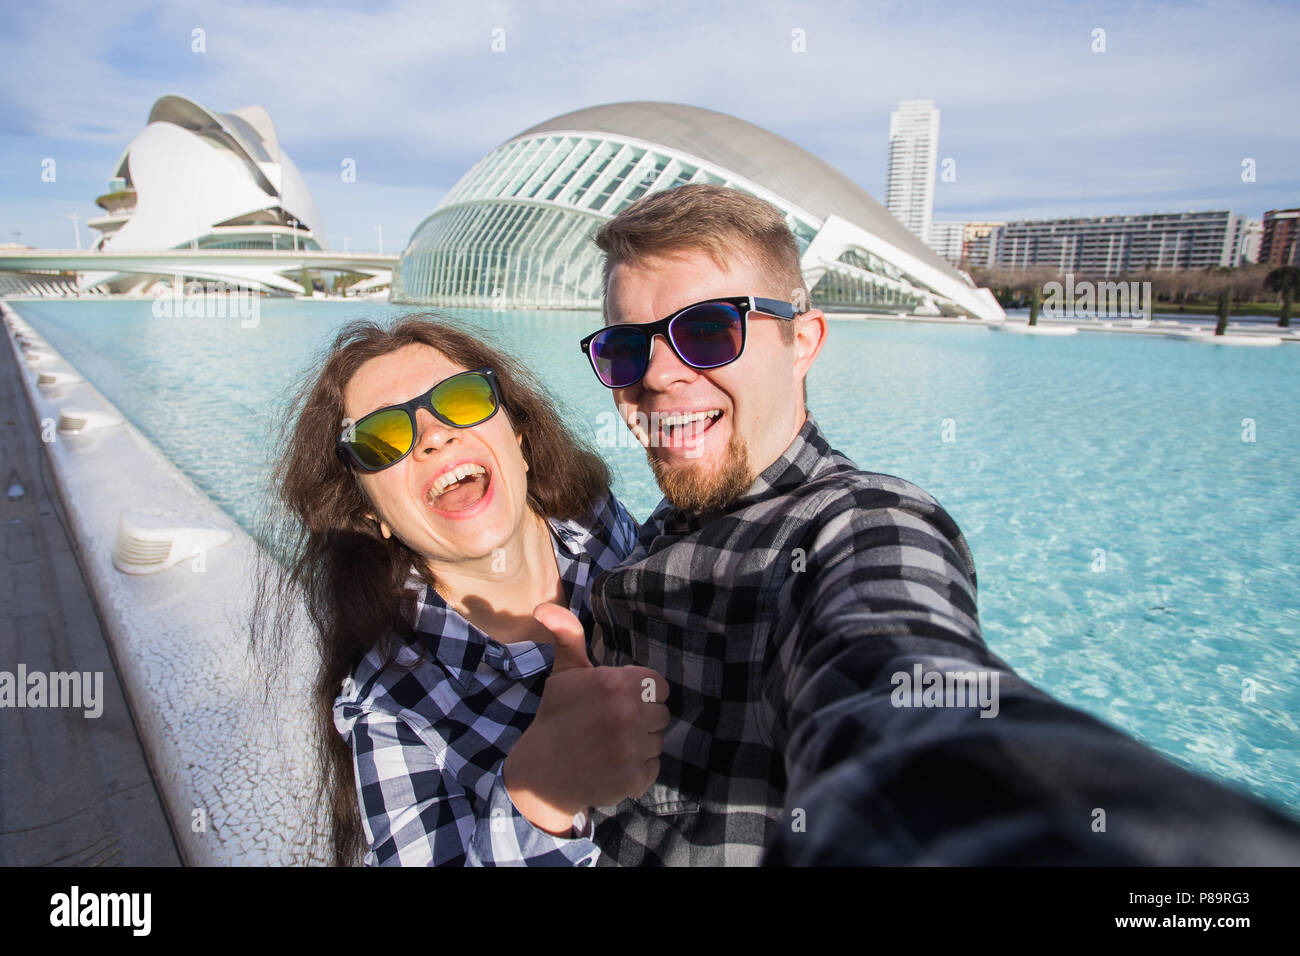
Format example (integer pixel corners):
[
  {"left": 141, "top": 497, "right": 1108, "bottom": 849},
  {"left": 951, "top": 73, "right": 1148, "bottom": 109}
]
[{"left": 393, "top": 102, "right": 1002, "bottom": 321}]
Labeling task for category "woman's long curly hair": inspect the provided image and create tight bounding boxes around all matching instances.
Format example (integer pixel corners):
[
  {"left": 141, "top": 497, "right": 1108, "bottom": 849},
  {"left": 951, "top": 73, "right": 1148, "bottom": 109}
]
[{"left": 251, "top": 314, "right": 611, "bottom": 865}]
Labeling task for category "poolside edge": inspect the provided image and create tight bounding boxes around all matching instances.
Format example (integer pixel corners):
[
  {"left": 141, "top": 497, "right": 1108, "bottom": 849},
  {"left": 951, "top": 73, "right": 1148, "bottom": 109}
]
[{"left": 2, "top": 300, "right": 328, "bottom": 866}]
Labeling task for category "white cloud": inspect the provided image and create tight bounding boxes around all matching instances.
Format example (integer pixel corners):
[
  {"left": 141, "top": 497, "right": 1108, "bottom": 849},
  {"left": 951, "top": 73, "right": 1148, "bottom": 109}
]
[{"left": 2, "top": 0, "right": 1296, "bottom": 248}]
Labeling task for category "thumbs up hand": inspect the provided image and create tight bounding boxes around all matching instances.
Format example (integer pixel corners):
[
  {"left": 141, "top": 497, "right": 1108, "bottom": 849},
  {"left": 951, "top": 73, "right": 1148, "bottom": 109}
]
[
  {"left": 500, "top": 603, "right": 670, "bottom": 835},
  {"left": 533, "top": 602, "right": 593, "bottom": 673}
]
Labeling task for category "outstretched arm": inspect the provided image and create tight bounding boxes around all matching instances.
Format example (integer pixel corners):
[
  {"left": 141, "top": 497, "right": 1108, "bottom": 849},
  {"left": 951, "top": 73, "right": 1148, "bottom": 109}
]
[{"left": 764, "top": 486, "right": 1300, "bottom": 865}]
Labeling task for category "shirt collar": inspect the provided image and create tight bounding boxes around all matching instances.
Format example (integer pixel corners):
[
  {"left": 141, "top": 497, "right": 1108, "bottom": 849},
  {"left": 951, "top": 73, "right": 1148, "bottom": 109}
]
[
  {"left": 650, "top": 411, "right": 833, "bottom": 534},
  {"left": 544, "top": 513, "right": 592, "bottom": 558},
  {"left": 408, "top": 584, "right": 559, "bottom": 690}
]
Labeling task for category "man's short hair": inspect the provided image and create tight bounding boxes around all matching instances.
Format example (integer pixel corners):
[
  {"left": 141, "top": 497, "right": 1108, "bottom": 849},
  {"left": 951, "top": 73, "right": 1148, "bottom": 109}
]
[{"left": 595, "top": 184, "right": 809, "bottom": 347}]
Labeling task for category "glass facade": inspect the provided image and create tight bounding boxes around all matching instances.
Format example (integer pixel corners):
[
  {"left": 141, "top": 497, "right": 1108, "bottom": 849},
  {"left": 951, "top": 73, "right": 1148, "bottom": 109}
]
[
  {"left": 192, "top": 235, "right": 322, "bottom": 251},
  {"left": 810, "top": 249, "right": 925, "bottom": 312},
  {"left": 393, "top": 130, "right": 951, "bottom": 314},
  {"left": 397, "top": 202, "right": 606, "bottom": 308},
  {"left": 393, "top": 132, "right": 824, "bottom": 309}
]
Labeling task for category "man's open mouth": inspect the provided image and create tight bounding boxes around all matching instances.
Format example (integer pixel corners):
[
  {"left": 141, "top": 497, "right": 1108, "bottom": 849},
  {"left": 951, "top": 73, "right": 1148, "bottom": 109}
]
[
  {"left": 656, "top": 409, "right": 722, "bottom": 448},
  {"left": 426, "top": 463, "right": 492, "bottom": 513}
]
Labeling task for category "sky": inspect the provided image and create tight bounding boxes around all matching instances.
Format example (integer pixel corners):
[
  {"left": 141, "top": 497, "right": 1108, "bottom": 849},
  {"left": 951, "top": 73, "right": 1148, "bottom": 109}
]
[{"left": 1, "top": 0, "right": 1296, "bottom": 252}]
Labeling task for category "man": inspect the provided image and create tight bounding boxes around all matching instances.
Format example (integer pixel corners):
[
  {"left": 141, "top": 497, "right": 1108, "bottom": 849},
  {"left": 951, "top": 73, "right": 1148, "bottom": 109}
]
[{"left": 548, "top": 183, "right": 1300, "bottom": 866}]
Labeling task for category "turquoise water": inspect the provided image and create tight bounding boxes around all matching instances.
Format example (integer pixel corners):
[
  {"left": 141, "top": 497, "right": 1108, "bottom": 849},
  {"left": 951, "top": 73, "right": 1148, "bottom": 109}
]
[{"left": 15, "top": 299, "right": 1300, "bottom": 816}]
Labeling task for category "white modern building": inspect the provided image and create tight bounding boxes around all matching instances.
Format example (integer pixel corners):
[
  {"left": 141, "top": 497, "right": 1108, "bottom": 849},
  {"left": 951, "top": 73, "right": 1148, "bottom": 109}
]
[
  {"left": 928, "top": 221, "right": 965, "bottom": 266},
  {"left": 962, "top": 222, "right": 1005, "bottom": 270},
  {"left": 1239, "top": 219, "right": 1262, "bottom": 265},
  {"left": 994, "top": 211, "right": 1250, "bottom": 274},
  {"left": 885, "top": 100, "right": 940, "bottom": 246},
  {"left": 81, "top": 94, "right": 333, "bottom": 294},
  {"left": 393, "top": 101, "right": 1002, "bottom": 321}
]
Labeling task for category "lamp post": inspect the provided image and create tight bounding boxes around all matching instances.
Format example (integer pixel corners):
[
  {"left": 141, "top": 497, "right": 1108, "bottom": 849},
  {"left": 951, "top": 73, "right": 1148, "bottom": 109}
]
[
  {"left": 374, "top": 225, "right": 383, "bottom": 255},
  {"left": 68, "top": 212, "right": 82, "bottom": 250},
  {"left": 288, "top": 217, "right": 299, "bottom": 252}
]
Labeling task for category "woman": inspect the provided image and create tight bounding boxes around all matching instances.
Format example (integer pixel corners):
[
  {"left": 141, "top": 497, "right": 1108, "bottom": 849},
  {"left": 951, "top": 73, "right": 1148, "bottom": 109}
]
[{"left": 254, "top": 315, "right": 638, "bottom": 865}]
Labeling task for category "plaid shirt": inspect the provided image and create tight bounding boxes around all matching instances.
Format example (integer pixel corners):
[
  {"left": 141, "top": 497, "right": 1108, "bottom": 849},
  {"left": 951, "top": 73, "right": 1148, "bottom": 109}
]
[
  {"left": 333, "top": 490, "right": 639, "bottom": 866},
  {"left": 586, "top": 411, "right": 986, "bottom": 864},
  {"left": 590, "top": 414, "right": 1300, "bottom": 866}
]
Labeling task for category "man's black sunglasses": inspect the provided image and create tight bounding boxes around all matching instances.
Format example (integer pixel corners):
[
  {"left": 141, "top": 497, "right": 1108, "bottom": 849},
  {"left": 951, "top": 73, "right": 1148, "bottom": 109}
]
[{"left": 579, "top": 296, "right": 800, "bottom": 389}]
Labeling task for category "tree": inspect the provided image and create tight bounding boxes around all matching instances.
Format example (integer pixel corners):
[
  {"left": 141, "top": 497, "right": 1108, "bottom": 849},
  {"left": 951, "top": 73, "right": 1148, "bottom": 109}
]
[
  {"left": 1230, "top": 263, "right": 1269, "bottom": 304},
  {"left": 1214, "top": 287, "right": 1233, "bottom": 336},
  {"left": 1265, "top": 266, "right": 1300, "bottom": 329}
]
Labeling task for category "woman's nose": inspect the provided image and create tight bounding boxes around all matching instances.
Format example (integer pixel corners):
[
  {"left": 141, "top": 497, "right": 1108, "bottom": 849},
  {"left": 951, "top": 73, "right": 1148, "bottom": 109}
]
[{"left": 410, "top": 409, "right": 457, "bottom": 458}]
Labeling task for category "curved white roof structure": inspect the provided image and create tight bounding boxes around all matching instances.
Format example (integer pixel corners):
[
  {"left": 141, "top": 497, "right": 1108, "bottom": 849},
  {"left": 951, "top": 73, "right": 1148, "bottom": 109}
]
[
  {"left": 85, "top": 93, "right": 328, "bottom": 293},
  {"left": 394, "top": 101, "right": 1002, "bottom": 320}
]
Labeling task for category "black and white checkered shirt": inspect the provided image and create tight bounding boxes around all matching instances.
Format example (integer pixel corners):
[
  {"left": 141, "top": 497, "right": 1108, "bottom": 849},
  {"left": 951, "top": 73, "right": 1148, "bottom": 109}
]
[
  {"left": 333, "top": 490, "right": 639, "bottom": 866},
  {"left": 590, "top": 413, "right": 1300, "bottom": 866},
  {"left": 587, "top": 411, "right": 988, "bottom": 865}
]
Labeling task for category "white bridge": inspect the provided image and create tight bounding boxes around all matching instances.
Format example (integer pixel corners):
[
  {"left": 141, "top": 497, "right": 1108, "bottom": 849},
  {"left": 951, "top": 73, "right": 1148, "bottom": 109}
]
[{"left": 0, "top": 248, "right": 397, "bottom": 296}]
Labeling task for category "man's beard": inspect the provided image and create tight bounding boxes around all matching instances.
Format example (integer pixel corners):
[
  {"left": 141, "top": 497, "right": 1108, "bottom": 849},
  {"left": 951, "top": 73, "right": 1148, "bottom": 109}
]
[{"left": 647, "top": 428, "right": 754, "bottom": 515}]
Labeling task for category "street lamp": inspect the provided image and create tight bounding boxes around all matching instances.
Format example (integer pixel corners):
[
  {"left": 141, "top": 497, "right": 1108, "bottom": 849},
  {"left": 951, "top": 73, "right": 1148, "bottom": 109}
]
[
  {"left": 288, "top": 217, "right": 299, "bottom": 252},
  {"left": 68, "top": 212, "right": 82, "bottom": 250},
  {"left": 374, "top": 225, "right": 383, "bottom": 255}
]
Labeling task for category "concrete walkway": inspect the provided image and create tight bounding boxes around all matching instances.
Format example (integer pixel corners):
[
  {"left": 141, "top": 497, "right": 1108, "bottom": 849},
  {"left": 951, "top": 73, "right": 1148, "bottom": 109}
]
[{"left": 0, "top": 329, "right": 180, "bottom": 866}]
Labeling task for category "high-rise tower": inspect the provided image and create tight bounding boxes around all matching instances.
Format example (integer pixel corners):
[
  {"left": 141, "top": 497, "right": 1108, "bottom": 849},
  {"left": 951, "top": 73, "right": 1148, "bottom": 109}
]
[{"left": 885, "top": 99, "right": 939, "bottom": 245}]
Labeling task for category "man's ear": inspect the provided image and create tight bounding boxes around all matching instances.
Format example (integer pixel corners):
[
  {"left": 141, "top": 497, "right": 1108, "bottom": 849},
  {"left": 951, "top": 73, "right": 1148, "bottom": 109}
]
[{"left": 793, "top": 309, "right": 828, "bottom": 382}]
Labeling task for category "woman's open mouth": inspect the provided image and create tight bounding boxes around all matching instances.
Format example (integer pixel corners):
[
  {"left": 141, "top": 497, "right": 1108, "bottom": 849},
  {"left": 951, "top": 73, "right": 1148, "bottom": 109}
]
[{"left": 426, "top": 462, "right": 494, "bottom": 517}]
